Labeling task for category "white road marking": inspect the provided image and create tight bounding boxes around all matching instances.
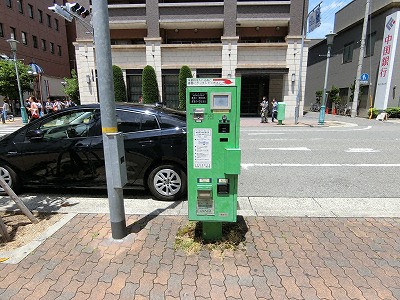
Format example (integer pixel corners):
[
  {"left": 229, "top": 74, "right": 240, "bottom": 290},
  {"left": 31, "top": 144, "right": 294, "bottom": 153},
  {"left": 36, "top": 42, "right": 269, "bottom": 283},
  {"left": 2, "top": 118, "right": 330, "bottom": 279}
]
[
  {"left": 241, "top": 163, "right": 400, "bottom": 170},
  {"left": 242, "top": 125, "right": 372, "bottom": 132},
  {"left": 259, "top": 147, "right": 311, "bottom": 151},
  {"left": 247, "top": 132, "right": 285, "bottom": 135},
  {"left": 346, "top": 148, "right": 380, "bottom": 153},
  {"left": 250, "top": 139, "right": 298, "bottom": 141}
]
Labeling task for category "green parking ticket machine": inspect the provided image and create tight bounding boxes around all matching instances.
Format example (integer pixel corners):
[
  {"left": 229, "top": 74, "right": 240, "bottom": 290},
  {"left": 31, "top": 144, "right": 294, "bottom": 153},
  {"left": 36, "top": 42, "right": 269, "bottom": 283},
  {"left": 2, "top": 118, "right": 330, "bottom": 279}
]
[
  {"left": 277, "top": 102, "right": 286, "bottom": 125},
  {"left": 186, "top": 78, "right": 241, "bottom": 241}
]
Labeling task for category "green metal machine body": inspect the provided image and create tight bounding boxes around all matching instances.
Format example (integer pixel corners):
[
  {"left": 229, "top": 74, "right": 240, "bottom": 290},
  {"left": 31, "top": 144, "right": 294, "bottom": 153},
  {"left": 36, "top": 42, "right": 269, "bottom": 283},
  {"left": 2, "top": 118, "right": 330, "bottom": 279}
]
[{"left": 186, "top": 78, "right": 241, "bottom": 239}]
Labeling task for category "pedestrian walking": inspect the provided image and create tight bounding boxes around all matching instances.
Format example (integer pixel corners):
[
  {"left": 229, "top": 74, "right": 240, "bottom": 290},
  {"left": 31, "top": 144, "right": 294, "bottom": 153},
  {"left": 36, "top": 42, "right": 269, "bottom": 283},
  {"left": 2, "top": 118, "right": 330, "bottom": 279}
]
[
  {"left": 45, "top": 98, "right": 53, "bottom": 114},
  {"left": 260, "top": 96, "right": 269, "bottom": 123},
  {"left": 28, "top": 96, "right": 39, "bottom": 122},
  {"left": 271, "top": 98, "right": 278, "bottom": 122},
  {"left": 1, "top": 100, "right": 10, "bottom": 124}
]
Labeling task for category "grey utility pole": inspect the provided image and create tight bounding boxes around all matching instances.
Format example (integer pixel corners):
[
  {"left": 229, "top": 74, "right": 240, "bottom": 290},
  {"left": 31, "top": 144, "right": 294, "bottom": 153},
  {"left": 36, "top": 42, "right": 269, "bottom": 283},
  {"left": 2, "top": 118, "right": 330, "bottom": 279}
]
[
  {"left": 351, "top": 0, "right": 371, "bottom": 118},
  {"left": 92, "top": 1, "right": 128, "bottom": 239}
]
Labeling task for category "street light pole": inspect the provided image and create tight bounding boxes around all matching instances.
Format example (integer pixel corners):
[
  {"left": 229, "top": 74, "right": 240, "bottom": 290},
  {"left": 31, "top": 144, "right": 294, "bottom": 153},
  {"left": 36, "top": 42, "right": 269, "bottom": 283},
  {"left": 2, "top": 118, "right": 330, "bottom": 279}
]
[
  {"left": 6, "top": 38, "right": 28, "bottom": 124},
  {"left": 318, "top": 33, "right": 336, "bottom": 125}
]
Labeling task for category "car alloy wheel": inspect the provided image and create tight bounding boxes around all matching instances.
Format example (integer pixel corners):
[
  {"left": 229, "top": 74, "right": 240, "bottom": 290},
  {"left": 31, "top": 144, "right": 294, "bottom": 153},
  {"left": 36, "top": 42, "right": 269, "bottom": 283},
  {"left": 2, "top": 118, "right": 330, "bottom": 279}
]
[
  {"left": 154, "top": 168, "right": 181, "bottom": 196},
  {"left": 148, "top": 164, "right": 186, "bottom": 201},
  {"left": 0, "top": 166, "right": 13, "bottom": 192}
]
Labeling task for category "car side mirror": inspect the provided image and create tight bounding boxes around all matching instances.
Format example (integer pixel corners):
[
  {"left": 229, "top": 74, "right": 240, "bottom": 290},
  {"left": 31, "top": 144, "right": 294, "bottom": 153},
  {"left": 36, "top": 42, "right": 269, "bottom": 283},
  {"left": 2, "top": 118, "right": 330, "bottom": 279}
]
[{"left": 26, "top": 129, "right": 44, "bottom": 141}]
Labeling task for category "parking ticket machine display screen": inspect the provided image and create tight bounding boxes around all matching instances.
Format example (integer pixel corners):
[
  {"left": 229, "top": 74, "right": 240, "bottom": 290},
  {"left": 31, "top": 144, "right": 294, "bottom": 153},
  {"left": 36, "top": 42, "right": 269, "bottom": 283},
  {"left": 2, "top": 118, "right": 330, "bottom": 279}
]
[{"left": 212, "top": 94, "right": 231, "bottom": 110}]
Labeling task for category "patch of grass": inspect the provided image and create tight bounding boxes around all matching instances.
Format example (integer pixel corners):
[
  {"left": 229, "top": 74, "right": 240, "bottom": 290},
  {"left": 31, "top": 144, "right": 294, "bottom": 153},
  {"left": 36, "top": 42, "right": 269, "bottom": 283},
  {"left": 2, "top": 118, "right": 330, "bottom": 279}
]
[{"left": 174, "top": 217, "right": 248, "bottom": 255}]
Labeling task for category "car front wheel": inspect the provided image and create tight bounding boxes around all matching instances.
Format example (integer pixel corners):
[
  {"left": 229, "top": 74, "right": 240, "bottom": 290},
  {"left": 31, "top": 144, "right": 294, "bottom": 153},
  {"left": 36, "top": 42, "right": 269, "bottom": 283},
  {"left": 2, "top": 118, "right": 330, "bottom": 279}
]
[
  {"left": 0, "top": 165, "right": 19, "bottom": 194},
  {"left": 147, "top": 164, "right": 186, "bottom": 201}
]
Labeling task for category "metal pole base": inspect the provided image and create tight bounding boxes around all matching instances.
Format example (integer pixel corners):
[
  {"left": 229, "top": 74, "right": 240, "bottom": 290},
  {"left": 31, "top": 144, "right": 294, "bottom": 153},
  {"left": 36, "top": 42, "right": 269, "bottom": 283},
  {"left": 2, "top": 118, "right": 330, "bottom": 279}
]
[
  {"left": 20, "top": 107, "right": 28, "bottom": 124},
  {"left": 318, "top": 105, "right": 326, "bottom": 125},
  {"left": 202, "top": 222, "right": 222, "bottom": 241},
  {"left": 111, "top": 220, "right": 127, "bottom": 239}
]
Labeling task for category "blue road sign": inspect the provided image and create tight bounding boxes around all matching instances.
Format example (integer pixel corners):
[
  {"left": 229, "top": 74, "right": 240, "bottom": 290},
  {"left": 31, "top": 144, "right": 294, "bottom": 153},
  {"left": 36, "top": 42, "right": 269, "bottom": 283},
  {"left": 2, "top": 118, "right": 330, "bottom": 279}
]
[{"left": 361, "top": 73, "right": 369, "bottom": 81}]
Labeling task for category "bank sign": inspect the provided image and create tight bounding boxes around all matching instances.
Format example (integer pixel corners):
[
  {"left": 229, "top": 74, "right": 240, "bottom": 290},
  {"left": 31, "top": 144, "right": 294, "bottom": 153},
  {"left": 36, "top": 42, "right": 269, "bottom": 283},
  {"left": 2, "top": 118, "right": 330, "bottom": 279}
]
[{"left": 374, "top": 12, "right": 400, "bottom": 110}]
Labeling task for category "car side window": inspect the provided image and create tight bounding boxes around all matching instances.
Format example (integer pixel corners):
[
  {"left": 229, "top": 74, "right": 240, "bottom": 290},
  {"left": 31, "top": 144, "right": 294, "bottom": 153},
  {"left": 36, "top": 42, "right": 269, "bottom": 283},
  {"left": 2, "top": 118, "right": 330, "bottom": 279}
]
[
  {"left": 159, "top": 115, "right": 185, "bottom": 129},
  {"left": 38, "top": 110, "right": 99, "bottom": 140},
  {"left": 141, "top": 114, "right": 159, "bottom": 131},
  {"left": 116, "top": 110, "right": 141, "bottom": 133},
  {"left": 116, "top": 110, "right": 159, "bottom": 133}
]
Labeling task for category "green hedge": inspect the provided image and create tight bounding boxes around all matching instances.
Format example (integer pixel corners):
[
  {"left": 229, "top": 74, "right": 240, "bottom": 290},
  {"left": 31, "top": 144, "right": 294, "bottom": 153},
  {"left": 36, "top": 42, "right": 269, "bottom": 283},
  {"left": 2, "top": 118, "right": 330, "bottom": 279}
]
[
  {"left": 368, "top": 108, "right": 379, "bottom": 119},
  {"left": 385, "top": 107, "right": 400, "bottom": 118},
  {"left": 142, "top": 65, "right": 160, "bottom": 104},
  {"left": 178, "top": 65, "right": 192, "bottom": 111},
  {"left": 113, "top": 65, "right": 127, "bottom": 102}
]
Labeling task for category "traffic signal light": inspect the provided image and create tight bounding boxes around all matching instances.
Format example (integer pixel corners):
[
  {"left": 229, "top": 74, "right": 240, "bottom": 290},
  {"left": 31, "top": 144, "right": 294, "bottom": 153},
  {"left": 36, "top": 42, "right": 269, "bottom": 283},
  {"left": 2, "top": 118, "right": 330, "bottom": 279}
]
[
  {"left": 66, "top": 3, "right": 90, "bottom": 18},
  {"left": 48, "top": 4, "right": 73, "bottom": 22}
]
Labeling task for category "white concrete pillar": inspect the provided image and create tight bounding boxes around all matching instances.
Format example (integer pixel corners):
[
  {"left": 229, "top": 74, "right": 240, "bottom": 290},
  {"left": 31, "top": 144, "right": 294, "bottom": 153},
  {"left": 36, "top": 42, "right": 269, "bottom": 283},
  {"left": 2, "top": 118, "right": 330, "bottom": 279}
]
[
  {"left": 145, "top": 38, "right": 162, "bottom": 101},
  {"left": 283, "top": 37, "right": 303, "bottom": 119},
  {"left": 74, "top": 41, "right": 98, "bottom": 104},
  {"left": 221, "top": 37, "right": 239, "bottom": 78}
]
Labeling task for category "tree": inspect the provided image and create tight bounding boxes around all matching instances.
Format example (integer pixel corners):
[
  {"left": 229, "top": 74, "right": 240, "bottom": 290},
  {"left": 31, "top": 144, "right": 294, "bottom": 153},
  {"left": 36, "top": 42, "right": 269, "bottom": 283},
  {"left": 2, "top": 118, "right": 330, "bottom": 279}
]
[
  {"left": 329, "top": 85, "right": 340, "bottom": 104},
  {"left": 142, "top": 65, "right": 159, "bottom": 104},
  {"left": 315, "top": 90, "right": 322, "bottom": 104},
  {"left": 63, "top": 69, "right": 80, "bottom": 103},
  {"left": 113, "top": 65, "right": 127, "bottom": 102},
  {"left": 178, "top": 65, "right": 192, "bottom": 111},
  {"left": 0, "top": 60, "right": 31, "bottom": 100}
]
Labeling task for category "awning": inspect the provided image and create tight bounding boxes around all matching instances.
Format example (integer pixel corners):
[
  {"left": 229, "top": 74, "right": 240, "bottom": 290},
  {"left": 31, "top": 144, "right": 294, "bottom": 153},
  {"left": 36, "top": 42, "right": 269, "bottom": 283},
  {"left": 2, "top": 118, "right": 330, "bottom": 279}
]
[{"left": 28, "top": 63, "right": 44, "bottom": 75}]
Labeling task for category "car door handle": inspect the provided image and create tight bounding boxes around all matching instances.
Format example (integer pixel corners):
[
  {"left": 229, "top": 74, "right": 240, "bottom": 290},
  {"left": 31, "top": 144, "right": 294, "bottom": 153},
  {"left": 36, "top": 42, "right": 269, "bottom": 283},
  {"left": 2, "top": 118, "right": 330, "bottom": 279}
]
[
  {"left": 139, "top": 140, "right": 154, "bottom": 145},
  {"left": 75, "top": 142, "right": 90, "bottom": 148}
]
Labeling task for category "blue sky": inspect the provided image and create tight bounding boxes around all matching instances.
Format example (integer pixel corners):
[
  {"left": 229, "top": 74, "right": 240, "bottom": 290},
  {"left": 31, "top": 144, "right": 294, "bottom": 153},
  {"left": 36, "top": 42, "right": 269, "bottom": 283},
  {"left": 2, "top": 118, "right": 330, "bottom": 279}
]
[{"left": 307, "top": 0, "right": 353, "bottom": 39}]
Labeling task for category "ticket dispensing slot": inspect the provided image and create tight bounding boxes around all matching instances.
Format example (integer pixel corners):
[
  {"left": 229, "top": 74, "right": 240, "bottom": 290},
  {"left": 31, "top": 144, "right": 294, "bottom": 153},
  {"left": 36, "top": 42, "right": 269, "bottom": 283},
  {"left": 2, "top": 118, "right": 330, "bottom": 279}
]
[
  {"left": 217, "top": 178, "right": 230, "bottom": 195},
  {"left": 193, "top": 108, "right": 205, "bottom": 123},
  {"left": 197, "top": 188, "right": 214, "bottom": 216}
]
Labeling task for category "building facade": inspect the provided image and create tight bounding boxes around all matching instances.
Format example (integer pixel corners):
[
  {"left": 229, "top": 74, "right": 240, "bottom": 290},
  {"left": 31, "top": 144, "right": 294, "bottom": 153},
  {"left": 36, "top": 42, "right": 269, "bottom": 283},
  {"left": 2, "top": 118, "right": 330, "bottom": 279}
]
[
  {"left": 305, "top": 0, "right": 400, "bottom": 117},
  {"left": 0, "top": 0, "right": 72, "bottom": 106},
  {"left": 75, "top": 0, "right": 309, "bottom": 119}
]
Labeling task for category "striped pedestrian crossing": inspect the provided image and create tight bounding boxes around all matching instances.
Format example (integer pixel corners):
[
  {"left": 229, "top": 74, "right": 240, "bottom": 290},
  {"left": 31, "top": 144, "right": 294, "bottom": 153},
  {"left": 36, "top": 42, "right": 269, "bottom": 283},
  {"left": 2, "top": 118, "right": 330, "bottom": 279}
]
[{"left": 0, "top": 125, "right": 21, "bottom": 137}]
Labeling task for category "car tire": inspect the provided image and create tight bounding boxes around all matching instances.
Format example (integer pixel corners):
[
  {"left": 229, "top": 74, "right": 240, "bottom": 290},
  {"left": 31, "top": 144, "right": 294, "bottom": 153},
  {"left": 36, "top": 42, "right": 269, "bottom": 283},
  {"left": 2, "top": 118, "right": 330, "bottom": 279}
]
[
  {"left": 0, "top": 164, "right": 20, "bottom": 194},
  {"left": 147, "top": 164, "right": 186, "bottom": 201}
]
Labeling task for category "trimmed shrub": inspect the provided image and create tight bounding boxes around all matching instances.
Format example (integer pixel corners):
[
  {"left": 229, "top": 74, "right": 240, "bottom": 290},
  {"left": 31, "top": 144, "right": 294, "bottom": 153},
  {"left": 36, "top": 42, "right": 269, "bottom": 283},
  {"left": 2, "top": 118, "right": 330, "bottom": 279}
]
[
  {"left": 142, "top": 65, "right": 160, "bottom": 104},
  {"left": 368, "top": 108, "right": 379, "bottom": 119},
  {"left": 113, "top": 65, "right": 127, "bottom": 102},
  {"left": 178, "top": 65, "right": 192, "bottom": 111},
  {"left": 385, "top": 107, "right": 400, "bottom": 118}
]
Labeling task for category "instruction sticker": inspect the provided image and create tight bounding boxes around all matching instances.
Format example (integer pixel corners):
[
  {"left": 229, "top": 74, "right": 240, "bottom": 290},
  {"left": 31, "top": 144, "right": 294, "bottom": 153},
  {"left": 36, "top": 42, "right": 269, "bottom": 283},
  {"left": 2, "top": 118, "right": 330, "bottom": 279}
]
[{"left": 193, "top": 128, "right": 212, "bottom": 169}]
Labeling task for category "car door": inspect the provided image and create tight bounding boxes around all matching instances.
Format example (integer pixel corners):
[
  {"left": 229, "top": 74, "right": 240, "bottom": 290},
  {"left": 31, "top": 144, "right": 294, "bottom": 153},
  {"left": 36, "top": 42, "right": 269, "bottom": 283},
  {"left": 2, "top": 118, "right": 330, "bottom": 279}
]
[
  {"left": 88, "top": 109, "right": 161, "bottom": 187},
  {"left": 20, "top": 109, "right": 101, "bottom": 186}
]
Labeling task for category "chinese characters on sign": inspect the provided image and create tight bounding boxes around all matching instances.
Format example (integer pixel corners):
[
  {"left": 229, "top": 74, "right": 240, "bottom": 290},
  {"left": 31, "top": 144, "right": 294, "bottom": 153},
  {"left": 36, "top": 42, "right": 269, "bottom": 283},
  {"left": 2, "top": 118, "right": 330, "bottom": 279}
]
[
  {"left": 379, "top": 35, "right": 393, "bottom": 78},
  {"left": 374, "top": 12, "right": 400, "bottom": 110}
]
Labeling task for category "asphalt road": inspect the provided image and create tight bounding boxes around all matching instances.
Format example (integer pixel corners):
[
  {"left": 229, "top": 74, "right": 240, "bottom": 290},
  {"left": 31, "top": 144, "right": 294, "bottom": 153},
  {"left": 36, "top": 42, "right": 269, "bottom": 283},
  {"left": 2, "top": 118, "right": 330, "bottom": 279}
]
[
  {"left": 239, "top": 113, "right": 400, "bottom": 198},
  {"left": 1, "top": 114, "right": 400, "bottom": 217}
]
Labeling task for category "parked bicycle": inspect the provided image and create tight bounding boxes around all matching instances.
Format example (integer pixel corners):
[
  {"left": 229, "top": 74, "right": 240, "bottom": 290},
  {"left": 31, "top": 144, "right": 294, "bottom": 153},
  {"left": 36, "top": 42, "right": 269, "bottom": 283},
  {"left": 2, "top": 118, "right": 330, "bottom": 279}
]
[
  {"left": 6, "top": 114, "right": 14, "bottom": 122},
  {"left": 310, "top": 101, "right": 321, "bottom": 112},
  {"left": 335, "top": 103, "right": 351, "bottom": 116}
]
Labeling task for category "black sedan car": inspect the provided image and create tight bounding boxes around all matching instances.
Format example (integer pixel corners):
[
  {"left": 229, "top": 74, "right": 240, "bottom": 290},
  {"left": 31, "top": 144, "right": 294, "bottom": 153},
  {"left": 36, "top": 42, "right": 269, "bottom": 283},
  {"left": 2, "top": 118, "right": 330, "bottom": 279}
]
[{"left": 0, "top": 104, "right": 187, "bottom": 201}]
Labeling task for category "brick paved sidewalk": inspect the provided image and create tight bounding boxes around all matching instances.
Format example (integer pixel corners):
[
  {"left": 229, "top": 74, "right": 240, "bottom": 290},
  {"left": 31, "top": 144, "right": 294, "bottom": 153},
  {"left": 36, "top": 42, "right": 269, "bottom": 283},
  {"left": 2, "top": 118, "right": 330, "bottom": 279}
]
[{"left": 0, "top": 214, "right": 399, "bottom": 299}]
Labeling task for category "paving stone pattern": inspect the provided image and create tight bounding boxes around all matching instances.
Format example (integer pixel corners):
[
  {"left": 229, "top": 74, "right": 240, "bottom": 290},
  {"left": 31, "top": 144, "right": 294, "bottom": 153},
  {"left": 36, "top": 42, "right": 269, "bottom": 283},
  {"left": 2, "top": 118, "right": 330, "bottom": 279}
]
[{"left": 0, "top": 214, "right": 399, "bottom": 299}]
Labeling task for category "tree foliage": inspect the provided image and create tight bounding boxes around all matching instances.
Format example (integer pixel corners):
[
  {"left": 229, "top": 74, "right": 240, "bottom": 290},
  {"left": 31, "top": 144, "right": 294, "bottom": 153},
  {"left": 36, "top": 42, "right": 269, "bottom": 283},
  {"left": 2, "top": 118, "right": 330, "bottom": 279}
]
[
  {"left": 178, "top": 65, "right": 192, "bottom": 111},
  {"left": 142, "top": 65, "right": 159, "bottom": 104},
  {"left": 329, "top": 85, "right": 340, "bottom": 104},
  {"left": 0, "top": 60, "right": 32, "bottom": 100},
  {"left": 63, "top": 69, "right": 80, "bottom": 103},
  {"left": 113, "top": 65, "right": 127, "bottom": 102}
]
